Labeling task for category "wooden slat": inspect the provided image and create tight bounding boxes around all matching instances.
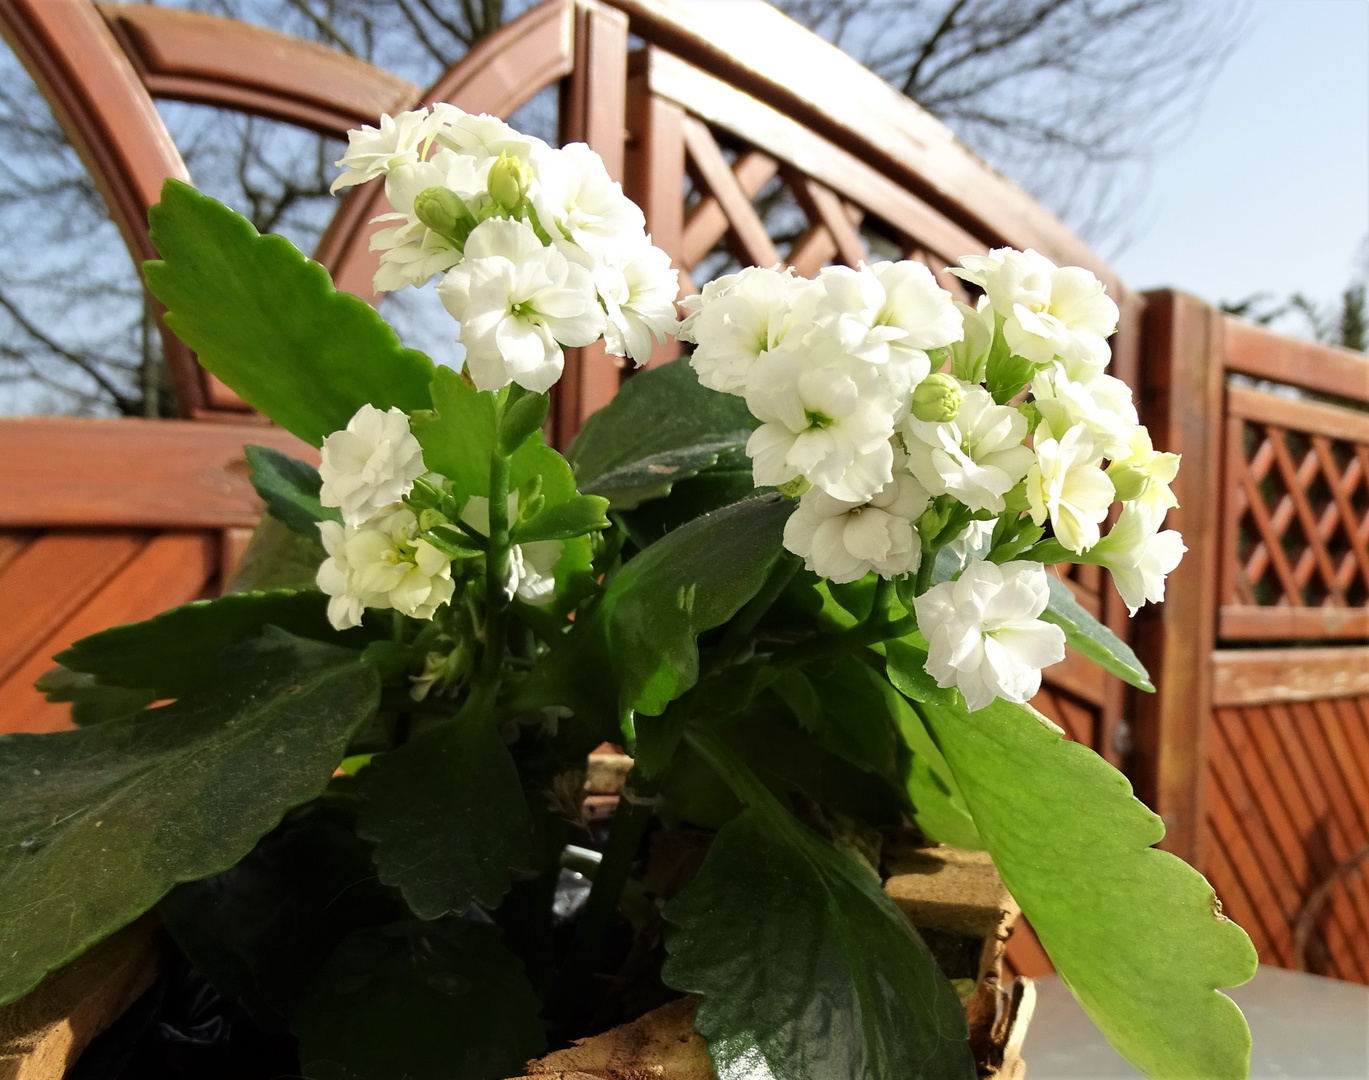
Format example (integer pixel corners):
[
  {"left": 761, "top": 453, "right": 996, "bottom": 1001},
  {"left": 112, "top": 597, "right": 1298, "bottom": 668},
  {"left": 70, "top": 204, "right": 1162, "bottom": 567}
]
[
  {"left": 601, "top": 0, "right": 1116, "bottom": 289},
  {"left": 644, "top": 49, "right": 985, "bottom": 266},
  {"left": 1214, "top": 648, "right": 1369, "bottom": 705},
  {"left": 784, "top": 169, "right": 868, "bottom": 268},
  {"left": 1039, "top": 647, "right": 1107, "bottom": 710},
  {"left": 1132, "top": 292, "right": 1226, "bottom": 864},
  {"left": 0, "top": 417, "right": 313, "bottom": 528},
  {"left": 0, "top": 532, "right": 217, "bottom": 734},
  {"left": 681, "top": 150, "right": 778, "bottom": 266},
  {"left": 1003, "top": 917, "right": 1053, "bottom": 979},
  {"left": 1219, "top": 606, "right": 1369, "bottom": 640},
  {"left": 97, "top": 2, "right": 419, "bottom": 135},
  {"left": 1228, "top": 384, "right": 1369, "bottom": 446},
  {"left": 1224, "top": 318, "right": 1369, "bottom": 405},
  {"left": 682, "top": 115, "right": 779, "bottom": 268},
  {"left": 0, "top": 532, "right": 146, "bottom": 685}
]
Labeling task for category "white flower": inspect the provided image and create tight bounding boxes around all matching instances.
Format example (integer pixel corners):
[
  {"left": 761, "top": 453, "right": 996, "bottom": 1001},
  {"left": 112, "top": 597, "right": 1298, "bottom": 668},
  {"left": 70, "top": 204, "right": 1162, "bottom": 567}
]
[
  {"left": 317, "top": 508, "right": 455, "bottom": 630},
  {"left": 814, "top": 261, "right": 962, "bottom": 394},
  {"left": 947, "top": 518, "right": 996, "bottom": 568},
  {"left": 952, "top": 249, "right": 1118, "bottom": 380},
  {"left": 1025, "top": 425, "right": 1116, "bottom": 554},
  {"left": 430, "top": 107, "right": 537, "bottom": 161},
  {"left": 368, "top": 152, "right": 491, "bottom": 291},
  {"left": 330, "top": 109, "right": 439, "bottom": 193},
  {"left": 319, "top": 405, "right": 426, "bottom": 527},
  {"left": 437, "top": 217, "right": 604, "bottom": 393},
  {"left": 530, "top": 142, "right": 645, "bottom": 254},
  {"left": 1109, "top": 427, "right": 1180, "bottom": 517},
  {"left": 901, "top": 383, "right": 1034, "bottom": 513},
  {"left": 1088, "top": 502, "right": 1186, "bottom": 615},
  {"left": 914, "top": 559, "right": 1067, "bottom": 712},
  {"left": 680, "top": 266, "right": 817, "bottom": 395},
  {"left": 744, "top": 347, "right": 900, "bottom": 502},
  {"left": 594, "top": 237, "right": 680, "bottom": 364},
  {"left": 783, "top": 465, "right": 931, "bottom": 583},
  {"left": 1030, "top": 363, "right": 1137, "bottom": 462},
  {"left": 461, "top": 495, "right": 563, "bottom": 606}
]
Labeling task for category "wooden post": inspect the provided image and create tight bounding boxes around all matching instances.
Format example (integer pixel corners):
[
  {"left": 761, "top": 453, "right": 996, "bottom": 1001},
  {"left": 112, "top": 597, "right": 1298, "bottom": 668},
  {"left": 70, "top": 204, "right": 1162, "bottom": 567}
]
[
  {"left": 1132, "top": 290, "right": 1227, "bottom": 866},
  {"left": 551, "top": 1, "right": 630, "bottom": 448}
]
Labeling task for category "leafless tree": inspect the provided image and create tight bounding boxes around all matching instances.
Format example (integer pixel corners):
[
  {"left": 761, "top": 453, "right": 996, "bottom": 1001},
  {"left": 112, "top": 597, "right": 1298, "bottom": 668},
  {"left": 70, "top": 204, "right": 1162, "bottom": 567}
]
[{"left": 0, "top": 0, "right": 1240, "bottom": 417}]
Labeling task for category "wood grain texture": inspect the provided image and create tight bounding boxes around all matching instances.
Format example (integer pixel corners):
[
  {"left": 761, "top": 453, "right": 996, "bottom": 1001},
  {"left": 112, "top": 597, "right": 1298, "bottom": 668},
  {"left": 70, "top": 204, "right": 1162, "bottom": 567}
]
[
  {"left": 0, "top": 418, "right": 312, "bottom": 529},
  {"left": 1214, "top": 648, "right": 1369, "bottom": 706},
  {"left": 1224, "top": 317, "right": 1369, "bottom": 404}
]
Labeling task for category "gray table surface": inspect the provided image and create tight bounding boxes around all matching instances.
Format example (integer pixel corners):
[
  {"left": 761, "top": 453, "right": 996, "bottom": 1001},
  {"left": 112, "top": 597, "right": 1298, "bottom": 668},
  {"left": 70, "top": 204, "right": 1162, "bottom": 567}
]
[{"left": 1021, "top": 966, "right": 1369, "bottom": 1079}]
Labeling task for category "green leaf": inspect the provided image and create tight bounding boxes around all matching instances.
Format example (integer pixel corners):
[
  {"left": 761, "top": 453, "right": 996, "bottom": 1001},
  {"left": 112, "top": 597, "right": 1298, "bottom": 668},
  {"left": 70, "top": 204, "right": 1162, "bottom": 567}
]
[
  {"left": 224, "top": 516, "right": 328, "bottom": 594},
  {"left": 884, "top": 639, "right": 958, "bottom": 707},
  {"left": 422, "top": 523, "right": 486, "bottom": 559},
  {"left": 498, "top": 390, "right": 550, "bottom": 454},
  {"left": 159, "top": 803, "right": 402, "bottom": 1027},
  {"left": 55, "top": 590, "right": 355, "bottom": 698},
  {"left": 411, "top": 367, "right": 497, "bottom": 500},
  {"left": 621, "top": 452, "right": 759, "bottom": 543},
  {"left": 32, "top": 668, "right": 155, "bottom": 727},
  {"left": 1040, "top": 574, "right": 1154, "bottom": 691},
  {"left": 567, "top": 359, "right": 756, "bottom": 509},
  {"left": 144, "top": 180, "right": 433, "bottom": 446},
  {"left": 292, "top": 919, "right": 545, "bottom": 1080},
  {"left": 513, "top": 494, "right": 611, "bottom": 543},
  {"left": 663, "top": 733, "right": 975, "bottom": 1080},
  {"left": 0, "top": 630, "right": 380, "bottom": 1006},
  {"left": 357, "top": 717, "right": 533, "bottom": 919},
  {"left": 245, "top": 445, "right": 340, "bottom": 536},
  {"left": 590, "top": 494, "right": 791, "bottom": 716},
  {"left": 918, "top": 696, "right": 1257, "bottom": 1079}
]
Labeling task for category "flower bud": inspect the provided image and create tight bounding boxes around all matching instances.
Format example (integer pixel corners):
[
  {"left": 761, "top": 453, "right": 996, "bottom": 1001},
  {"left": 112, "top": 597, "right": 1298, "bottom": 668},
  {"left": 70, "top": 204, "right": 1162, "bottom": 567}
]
[
  {"left": 487, "top": 152, "right": 534, "bottom": 211},
  {"left": 1107, "top": 458, "right": 1151, "bottom": 502},
  {"left": 413, "top": 186, "right": 475, "bottom": 243},
  {"left": 777, "top": 475, "right": 812, "bottom": 498},
  {"left": 910, "top": 373, "right": 964, "bottom": 423}
]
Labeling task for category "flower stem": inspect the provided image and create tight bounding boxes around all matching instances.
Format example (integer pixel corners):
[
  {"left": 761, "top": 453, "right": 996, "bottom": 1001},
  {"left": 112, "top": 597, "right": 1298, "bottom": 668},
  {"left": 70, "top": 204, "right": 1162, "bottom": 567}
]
[{"left": 481, "top": 424, "right": 514, "bottom": 686}]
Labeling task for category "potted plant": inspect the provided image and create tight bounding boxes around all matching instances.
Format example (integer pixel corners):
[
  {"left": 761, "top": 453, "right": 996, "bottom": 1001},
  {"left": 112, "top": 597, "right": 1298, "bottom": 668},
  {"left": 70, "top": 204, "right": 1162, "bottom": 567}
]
[{"left": 0, "top": 106, "right": 1257, "bottom": 1080}]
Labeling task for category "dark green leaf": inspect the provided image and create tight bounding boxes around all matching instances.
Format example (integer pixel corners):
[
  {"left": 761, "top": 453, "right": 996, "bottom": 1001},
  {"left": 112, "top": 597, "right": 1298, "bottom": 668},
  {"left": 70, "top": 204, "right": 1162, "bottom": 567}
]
[
  {"left": 591, "top": 494, "right": 791, "bottom": 716},
  {"left": 919, "top": 696, "right": 1257, "bottom": 1079},
  {"left": 159, "top": 804, "right": 402, "bottom": 1027},
  {"left": 423, "top": 523, "right": 486, "bottom": 559},
  {"left": 358, "top": 717, "right": 533, "bottom": 919},
  {"left": 885, "top": 639, "right": 958, "bottom": 707},
  {"left": 292, "top": 919, "right": 545, "bottom": 1080},
  {"left": 0, "top": 630, "right": 380, "bottom": 1005},
  {"left": 224, "top": 516, "right": 328, "bottom": 594},
  {"left": 33, "top": 668, "right": 155, "bottom": 727},
  {"left": 1040, "top": 574, "right": 1154, "bottom": 691},
  {"left": 411, "top": 367, "right": 497, "bottom": 499},
  {"left": 621, "top": 458, "right": 759, "bottom": 543},
  {"left": 245, "top": 445, "right": 340, "bottom": 536},
  {"left": 663, "top": 792, "right": 974, "bottom": 1079},
  {"left": 513, "top": 494, "right": 611, "bottom": 543},
  {"left": 567, "top": 359, "right": 756, "bottom": 509},
  {"left": 56, "top": 590, "right": 354, "bottom": 698},
  {"left": 145, "top": 180, "right": 433, "bottom": 446}
]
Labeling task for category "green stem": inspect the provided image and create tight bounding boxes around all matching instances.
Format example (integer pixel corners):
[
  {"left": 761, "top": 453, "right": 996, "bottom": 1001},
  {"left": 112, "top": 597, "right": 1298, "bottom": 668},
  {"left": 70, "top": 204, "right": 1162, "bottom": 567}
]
[
  {"left": 480, "top": 428, "right": 514, "bottom": 686},
  {"left": 548, "top": 775, "right": 656, "bottom": 1021},
  {"left": 773, "top": 613, "right": 917, "bottom": 669}
]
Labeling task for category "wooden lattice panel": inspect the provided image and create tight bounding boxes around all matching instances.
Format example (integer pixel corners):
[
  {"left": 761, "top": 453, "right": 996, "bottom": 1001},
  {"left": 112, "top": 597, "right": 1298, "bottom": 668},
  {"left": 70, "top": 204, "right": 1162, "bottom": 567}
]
[
  {"left": 1222, "top": 384, "right": 1369, "bottom": 640},
  {"left": 1204, "top": 696, "right": 1369, "bottom": 983}
]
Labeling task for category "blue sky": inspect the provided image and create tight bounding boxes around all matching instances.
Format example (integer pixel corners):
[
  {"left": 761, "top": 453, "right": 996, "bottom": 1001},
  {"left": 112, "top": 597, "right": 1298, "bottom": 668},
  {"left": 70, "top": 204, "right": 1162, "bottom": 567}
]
[{"left": 1111, "top": 0, "right": 1369, "bottom": 316}]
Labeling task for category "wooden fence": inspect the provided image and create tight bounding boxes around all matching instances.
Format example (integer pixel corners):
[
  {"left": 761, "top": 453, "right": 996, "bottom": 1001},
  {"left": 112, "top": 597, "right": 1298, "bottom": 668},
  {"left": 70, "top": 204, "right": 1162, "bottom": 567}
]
[{"left": 1, "top": 0, "right": 1365, "bottom": 984}]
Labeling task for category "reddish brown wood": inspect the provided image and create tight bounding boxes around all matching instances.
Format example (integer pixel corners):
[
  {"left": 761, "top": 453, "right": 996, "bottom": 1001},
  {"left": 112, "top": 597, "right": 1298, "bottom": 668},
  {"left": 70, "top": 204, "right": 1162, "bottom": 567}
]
[
  {"left": 1228, "top": 384, "right": 1369, "bottom": 445},
  {"left": 682, "top": 116, "right": 779, "bottom": 269},
  {"left": 0, "top": 418, "right": 313, "bottom": 528},
  {"left": 681, "top": 150, "right": 778, "bottom": 267},
  {"left": 1214, "top": 648, "right": 1369, "bottom": 706},
  {"left": 97, "top": 2, "right": 420, "bottom": 135},
  {"left": 0, "top": 532, "right": 217, "bottom": 734},
  {"left": 785, "top": 171, "right": 868, "bottom": 269},
  {"left": 553, "top": 0, "right": 630, "bottom": 448},
  {"left": 1219, "top": 607, "right": 1369, "bottom": 640},
  {"left": 1132, "top": 291, "right": 1226, "bottom": 864},
  {"left": 1224, "top": 317, "right": 1369, "bottom": 404}
]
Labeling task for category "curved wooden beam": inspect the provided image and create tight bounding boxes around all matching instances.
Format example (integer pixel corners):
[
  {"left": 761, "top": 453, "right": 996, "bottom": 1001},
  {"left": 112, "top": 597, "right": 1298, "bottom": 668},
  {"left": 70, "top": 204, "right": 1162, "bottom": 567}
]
[
  {"left": 316, "top": 0, "right": 578, "bottom": 299},
  {"left": 95, "top": 3, "right": 420, "bottom": 137},
  {"left": 601, "top": 0, "right": 1120, "bottom": 293}
]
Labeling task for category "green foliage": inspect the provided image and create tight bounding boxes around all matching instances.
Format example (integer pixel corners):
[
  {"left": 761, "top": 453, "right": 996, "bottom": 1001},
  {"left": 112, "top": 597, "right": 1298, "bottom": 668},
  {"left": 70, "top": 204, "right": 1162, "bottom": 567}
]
[
  {"left": 245, "top": 445, "right": 339, "bottom": 536},
  {"left": 663, "top": 733, "right": 975, "bottom": 1080},
  {"left": 566, "top": 359, "right": 756, "bottom": 509},
  {"left": 412, "top": 368, "right": 499, "bottom": 499},
  {"left": 513, "top": 494, "right": 611, "bottom": 543},
  {"left": 292, "top": 919, "right": 545, "bottom": 1080},
  {"left": 224, "top": 516, "right": 328, "bottom": 594},
  {"left": 919, "top": 696, "right": 1258, "bottom": 1079},
  {"left": 32, "top": 668, "right": 155, "bottom": 727},
  {"left": 498, "top": 390, "right": 551, "bottom": 454},
  {"left": 55, "top": 589, "right": 357, "bottom": 698},
  {"left": 159, "top": 804, "right": 403, "bottom": 1027},
  {"left": 358, "top": 716, "right": 533, "bottom": 920},
  {"left": 144, "top": 181, "right": 434, "bottom": 446},
  {"left": 1039, "top": 574, "right": 1154, "bottom": 691},
  {"left": 0, "top": 631, "right": 379, "bottom": 1005}
]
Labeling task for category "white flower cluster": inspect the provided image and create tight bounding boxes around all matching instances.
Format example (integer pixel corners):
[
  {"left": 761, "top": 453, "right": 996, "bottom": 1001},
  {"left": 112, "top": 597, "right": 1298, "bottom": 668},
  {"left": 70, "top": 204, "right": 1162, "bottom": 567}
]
[
  {"left": 333, "top": 105, "right": 679, "bottom": 393},
  {"left": 684, "top": 247, "right": 1187, "bottom": 711}
]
